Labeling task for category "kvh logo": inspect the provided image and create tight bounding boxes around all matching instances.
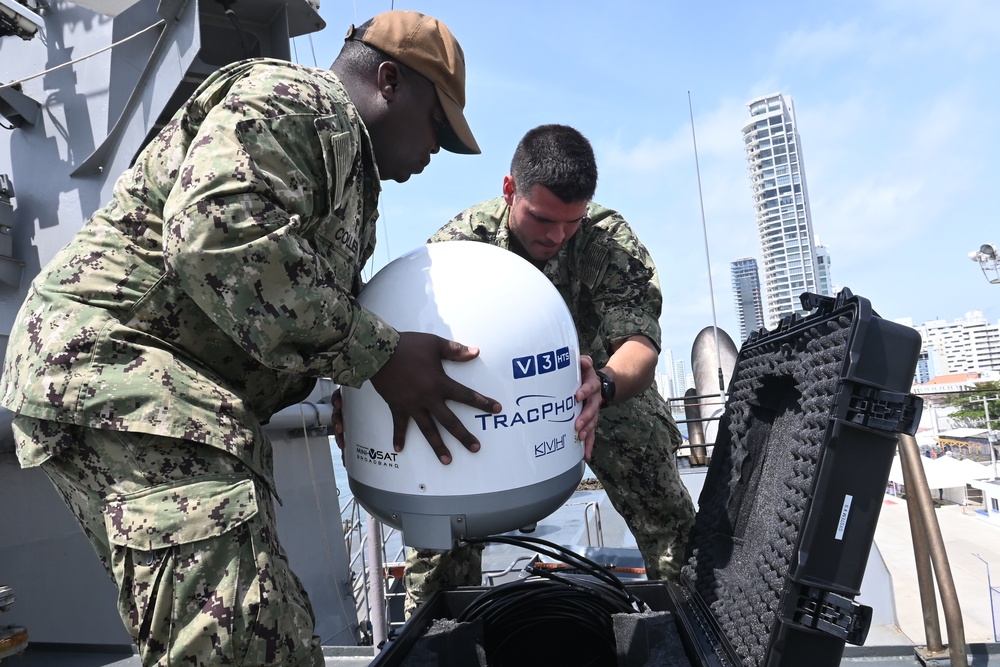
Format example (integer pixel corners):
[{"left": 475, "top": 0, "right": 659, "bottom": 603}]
[
  {"left": 474, "top": 394, "right": 576, "bottom": 431},
  {"left": 535, "top": 434, "right": 566, "bottom": 458},
  {"left": 512, "top": 347, "right": 571, "bottom": 379},
  {"left": 355, "top": 445, "right": 399, "bottom": 468}
]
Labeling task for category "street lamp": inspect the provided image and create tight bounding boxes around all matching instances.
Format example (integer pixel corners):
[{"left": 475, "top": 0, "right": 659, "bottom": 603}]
[{"left": 969, "top": 243, "right": 1000, "bottom": 284}]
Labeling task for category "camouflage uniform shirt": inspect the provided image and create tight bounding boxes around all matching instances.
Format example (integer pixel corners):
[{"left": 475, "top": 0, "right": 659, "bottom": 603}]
[
  {"left": 429, "top": 196, "right": 662, "bottom": 364},
  {"left": 0, "top": 58, "right": 399, "bottom": 487},
  {"left": 409, "top": 197, "right": 695, "bottom": 597}
]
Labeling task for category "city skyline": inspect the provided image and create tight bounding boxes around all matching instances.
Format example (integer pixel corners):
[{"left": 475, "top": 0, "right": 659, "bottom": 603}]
[{"left": 294, "top": 1, "right": 1000, "bottom": 360}]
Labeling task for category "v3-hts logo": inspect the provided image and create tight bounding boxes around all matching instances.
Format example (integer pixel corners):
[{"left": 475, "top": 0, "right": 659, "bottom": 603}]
[{"left": 512, "top": 347, "right": 571, "bottom": 379}]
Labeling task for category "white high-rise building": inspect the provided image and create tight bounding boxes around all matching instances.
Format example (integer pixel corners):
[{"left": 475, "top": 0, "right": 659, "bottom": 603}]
[
  {"left": 741, "top": 93, "right": 823, "bottom": 328},
  {"left": 917, "top": 311, "right": 1000, "bottom": 375},
  {"left": 896, "top": 317, "right": 937, "bottom": 384},
  {"left": 814, "top": 241, "right": 834, "bottom": 297},
  {"left": 658, "top": 348, "right": 677, "bottom": 400},
  {"left": 731, "top": 257, "right": 765, "bottom": 342},
  {"left": 914, "top": 350, "right": 935, "bottom": 385},
  {"left": 673, "top": 358, "right": 692, "bottom": 398}
]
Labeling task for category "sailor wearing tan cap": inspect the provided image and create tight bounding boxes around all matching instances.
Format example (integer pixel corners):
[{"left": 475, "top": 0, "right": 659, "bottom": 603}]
[
  {"left": 342, "top": 10, "right": 480, "bottom": 159},
  {"left": 0, "top": 10, "right": 498, "bottom": 666}
]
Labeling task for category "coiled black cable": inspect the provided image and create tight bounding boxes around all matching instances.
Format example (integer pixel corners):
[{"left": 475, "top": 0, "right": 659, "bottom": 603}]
[
  {"left": 457, "top": 535, "right": 651, "bottom": 666},
  {"left": 464, "top": 534, "right": 648, "bottom": 609}
]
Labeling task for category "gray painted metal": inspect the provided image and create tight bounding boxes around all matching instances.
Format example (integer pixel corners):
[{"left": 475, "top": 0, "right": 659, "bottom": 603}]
[{"left": 690, "top": 325, "right": 738, "bottom": 445}]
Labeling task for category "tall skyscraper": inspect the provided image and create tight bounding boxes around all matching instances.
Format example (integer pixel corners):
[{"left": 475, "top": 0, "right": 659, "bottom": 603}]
[
  {"left": 741, "top": 93, "right": 824, "bottom": 328},
  {"left": 814, "top": 241, "right": 834, "bottom": 297},
  {"left": 673, "top": 358, "right": 692, "bottom": 398},
  {"left": 731, "top": 257, "right": 765, "bottom": 342},
  {"left": 658, "top": 347, "right": 677, "bottom": 399},
  {"left": 914, "top": 350, "right": 934, "bottom": 385}
]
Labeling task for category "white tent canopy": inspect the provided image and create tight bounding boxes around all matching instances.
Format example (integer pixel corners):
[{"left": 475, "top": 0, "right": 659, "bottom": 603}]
[{"left": 887, "top": 454, "right": 992, "bottom": 490}]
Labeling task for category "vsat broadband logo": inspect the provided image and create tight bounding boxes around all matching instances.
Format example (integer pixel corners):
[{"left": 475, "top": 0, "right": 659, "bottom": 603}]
[
  {"left": 355, "top": 445, "right": 399, "bottom": 468},
  {"left": 512, "top": 347, "right": 571, "bottom": 379}
]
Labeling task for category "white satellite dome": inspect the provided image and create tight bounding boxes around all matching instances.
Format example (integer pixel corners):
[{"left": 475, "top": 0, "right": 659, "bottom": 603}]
[{"left": 342, "top": 242, "right": 584, "bottom": 550}]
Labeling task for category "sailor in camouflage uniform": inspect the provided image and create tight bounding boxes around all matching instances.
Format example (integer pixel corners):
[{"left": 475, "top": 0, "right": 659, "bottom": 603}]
[
  {"left": 0, "top": 11, "right": 499, "bottom": 666},
  {"left": 404, "top": 124, "right": 697, "bottom": 615}
]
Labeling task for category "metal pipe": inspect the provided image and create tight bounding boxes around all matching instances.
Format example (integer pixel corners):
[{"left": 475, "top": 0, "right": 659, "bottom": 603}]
[
  {"left": 676, "top": 415, "right": 725, "bottom": 425},
  {"left": 365, "top": 513, "right": 388, "bottom": 647},
  {"left": 668, "top": 391, "right": 730, "bottom": 403},
  {"left": 584, "top": 501, "right": 604, "bottom": 547},
  {"left": 683, "top": 388, "right": 707, "bottom": 466},
  {"left": 263, "top": 401, "right": 333, "bottom": 432},
  {"left": 898, "top": 433, "right": 969, "bottom": 666},
  {"left": 897, "top": 438, "right": 943, "bottom": 651},
  {"left": 483, "top": 556, "right": 534, "bottom": 586}
]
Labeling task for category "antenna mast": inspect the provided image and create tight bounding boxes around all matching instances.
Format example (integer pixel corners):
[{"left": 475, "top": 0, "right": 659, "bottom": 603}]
[{"left": 687, "top": 92, "right": 725, "bottom": 395}]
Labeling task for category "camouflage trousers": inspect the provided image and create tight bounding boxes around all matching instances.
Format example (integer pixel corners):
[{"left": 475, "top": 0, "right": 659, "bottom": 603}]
[
  {"left": 404, "top": 389, "right": 696, "bottom": 616},
  {"left": 14, "top": 416, "right": 323, "bottom": 667}
]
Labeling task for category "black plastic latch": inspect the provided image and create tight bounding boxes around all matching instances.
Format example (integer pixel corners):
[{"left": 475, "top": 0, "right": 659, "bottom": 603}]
[
  {"left": 845, "top": 385, "right": 923, "bottom": 435},
  {"left": 792, "top": 586, "right": 872, "bottom": 645},
  {"left": 799, "top": 291, "right": 836, "bottom": 313},
  {"left": 799, "top": 287, "right": 856, "bottom": 315}
]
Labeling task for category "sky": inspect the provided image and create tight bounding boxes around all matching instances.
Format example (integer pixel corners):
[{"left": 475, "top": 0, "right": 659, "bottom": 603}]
[{"left": 289, "top": 0, "right": 1000, "bottom": 374}]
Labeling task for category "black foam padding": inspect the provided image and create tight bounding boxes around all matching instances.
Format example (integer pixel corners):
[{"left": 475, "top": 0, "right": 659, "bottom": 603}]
[
  {"left": 398, "top": 618, "right": 488, "bottom": 667},
  {"left": 683, "top": 314, "right": 853, "bottom": 666},
  {"left": 614, "top": 610, "right": 693, "bottom": 667}
]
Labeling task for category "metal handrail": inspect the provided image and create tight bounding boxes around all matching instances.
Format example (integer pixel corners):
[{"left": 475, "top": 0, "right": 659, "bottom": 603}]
[
  {"left": 666, "top": 392, "right": 728, "bottom": 404},
  {"left": 584, "top": 501, "right": 604, "bottom": 547},
  {"left": 483, "top": 556, "right": 535, "bottom": 586},
  {"left": 898, "top": 433, "right": 969, "bottom": 667}
]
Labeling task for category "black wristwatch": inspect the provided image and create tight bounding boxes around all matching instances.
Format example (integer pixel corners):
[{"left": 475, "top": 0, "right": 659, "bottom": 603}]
[{"left": 595, "top": 369, "right": 616, "bottom": 408}]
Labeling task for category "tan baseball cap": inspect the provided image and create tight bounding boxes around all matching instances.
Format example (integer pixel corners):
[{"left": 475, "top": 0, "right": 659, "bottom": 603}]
[{"left": 345, "top": 11, "right": 480, "bottom": 155}]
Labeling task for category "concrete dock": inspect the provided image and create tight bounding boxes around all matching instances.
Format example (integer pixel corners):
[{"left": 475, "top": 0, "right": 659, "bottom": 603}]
[{"left": 873, "top": 496, "right": 1000, "bottom": 645}]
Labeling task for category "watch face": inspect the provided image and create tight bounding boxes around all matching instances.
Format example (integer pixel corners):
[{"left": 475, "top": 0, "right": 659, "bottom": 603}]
[{"left": 597, "top": 370, "right": 615, "bottom": 405}]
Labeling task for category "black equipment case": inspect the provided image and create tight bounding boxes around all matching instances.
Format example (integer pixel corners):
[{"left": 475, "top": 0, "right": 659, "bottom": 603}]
[
  {"left": 669, "top": 288, "right": 922, "bottom": 666},
  {"left": 369, "top": 289, "right": 924, "bottom": 667}
]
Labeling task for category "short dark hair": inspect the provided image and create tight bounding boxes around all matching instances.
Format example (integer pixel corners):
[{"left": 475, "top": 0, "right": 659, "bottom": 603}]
[
  {"left": 335, "top": 21, "right": 425, "bottom": 88},
  {"left": 510, "top": 124, "right": 598, "bottom": 203}
]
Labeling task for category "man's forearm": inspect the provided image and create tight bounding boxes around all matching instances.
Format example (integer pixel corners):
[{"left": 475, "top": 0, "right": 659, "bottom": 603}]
[{"left": 601, "top": 335, "right": 659, "bottom": 405}]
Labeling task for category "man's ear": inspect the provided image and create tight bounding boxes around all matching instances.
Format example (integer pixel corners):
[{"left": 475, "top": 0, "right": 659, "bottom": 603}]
[
  {"left": 376, "top": 61, "right": 401, "bottom": 101},
  {"left": 502, "top": 175, "right": 516, "bottom": 206}
]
